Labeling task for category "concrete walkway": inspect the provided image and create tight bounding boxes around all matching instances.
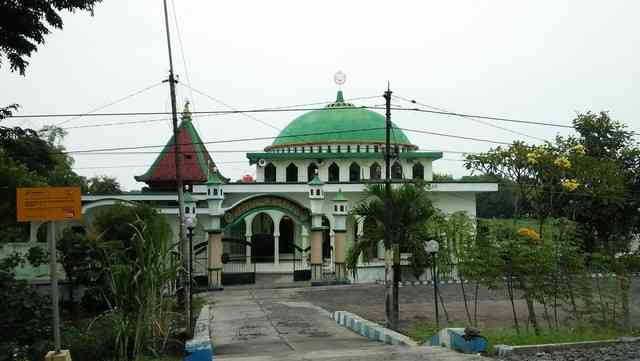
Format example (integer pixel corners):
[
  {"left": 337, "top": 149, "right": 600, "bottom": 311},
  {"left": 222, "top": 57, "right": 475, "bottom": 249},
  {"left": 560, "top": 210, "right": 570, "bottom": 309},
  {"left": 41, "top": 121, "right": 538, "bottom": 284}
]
[{"left": 207, "top": 287, "right": 488, "bottom": 360}]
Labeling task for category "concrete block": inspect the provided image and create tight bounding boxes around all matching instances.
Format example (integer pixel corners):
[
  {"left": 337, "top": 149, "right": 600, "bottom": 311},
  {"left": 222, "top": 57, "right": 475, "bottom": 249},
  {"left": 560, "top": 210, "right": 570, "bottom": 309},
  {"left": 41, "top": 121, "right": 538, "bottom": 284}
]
[
  {"left": 45, "top": 350, "right": 72, "bottom": 361},
  {"left": 185, "top": 339, "right": 212, "bottom": 361}
]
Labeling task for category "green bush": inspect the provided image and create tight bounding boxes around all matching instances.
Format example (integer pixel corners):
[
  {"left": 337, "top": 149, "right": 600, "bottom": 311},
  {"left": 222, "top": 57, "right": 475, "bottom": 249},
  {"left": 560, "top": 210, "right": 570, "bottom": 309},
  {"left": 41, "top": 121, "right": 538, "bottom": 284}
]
[{"left": 0, "top": 271, "right": 51, "bottom": 361}]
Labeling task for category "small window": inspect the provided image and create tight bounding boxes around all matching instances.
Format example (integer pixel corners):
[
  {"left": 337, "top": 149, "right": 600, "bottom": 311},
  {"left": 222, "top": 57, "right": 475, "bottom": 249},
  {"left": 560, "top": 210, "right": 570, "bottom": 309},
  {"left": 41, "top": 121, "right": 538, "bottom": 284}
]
[
  {"left": 214, "top": 188, "right": 218, "bottom": 195},
  {"left": 301, "top": 147, "right": 305, "bottom": 153},
  {"left": 374, "top": 145, "right": 379, "bottom": 152},
  {"left": 207, "top": 189, "right": 210, "bottom": 195},
  {"left": 347, "top": 145, "right": 351, "bottom": 152},
  {"left": 185, "top": 154, "right": 193, "bottom": 160},
  {"left": 391, "top": 162, "right": 403, "bottom": 180},
  {"left": 365, "top": 145, "right": 369, "bottom": 153},
  {"left": 316, "top": 189, "right": 320, "bottom": 196},
  {"left": 310, "top": 190, "right": 314, "bottom": 196},
  {"left": 185, "top": 207, "right": 190, "bottom": 214},
  {"left": 334, "top": 205, "right": 338, "bottom": 212},
  {"left": 327, "top": 145, "right": 332, "bottom": 153},
  {"left": 340, "top": 205, "right": 344, "bottom": 212},
  {"left": 370, "top": 162, "right": 382, "bottom": 180},
  {"left": 337, "top": 145, "right": 341, "bottom": 153},
  {"left": 356, "top": 145, "right": 360, "bottom": 152},
  {"left": 192, "top": 207, "right": 196, "bottom": 214}
]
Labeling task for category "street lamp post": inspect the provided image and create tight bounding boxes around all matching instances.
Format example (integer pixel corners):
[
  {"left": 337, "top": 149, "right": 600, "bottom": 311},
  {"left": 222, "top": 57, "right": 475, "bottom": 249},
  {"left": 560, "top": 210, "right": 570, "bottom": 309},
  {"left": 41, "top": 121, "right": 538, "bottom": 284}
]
[
  {"left": 425, "top": 239, "right": 440, "bottom": 330},
  {"left": 184, "top": 214, "right": 196, "bottom": 337}
]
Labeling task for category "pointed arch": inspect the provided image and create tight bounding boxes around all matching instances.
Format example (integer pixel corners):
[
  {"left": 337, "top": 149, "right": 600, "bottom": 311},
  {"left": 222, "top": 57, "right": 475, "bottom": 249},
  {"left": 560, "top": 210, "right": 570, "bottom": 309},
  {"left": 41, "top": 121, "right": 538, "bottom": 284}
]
[
  {"left": 328, "top": 162, "right": 340, "bottom": 182},
  {"left": 391, "top": 162, "right": 403, "bottom": 180},
  {"left": 349, "top": 162, "right": 361, "bottom": 182},
  {"left": 264, "top": 163, "right": 276, "bottom": 182},
  {"left": 307, "top": 163, "right": 318, "bottom": 181},
  {"left": 370, "top": 162, "right": 381, "bottom": 180},
  {"left": 412, "top": 162, "right": 424, "bottom": 180},
  {"left": 286, "top": 163, "right": 298, "bottom": 182}
]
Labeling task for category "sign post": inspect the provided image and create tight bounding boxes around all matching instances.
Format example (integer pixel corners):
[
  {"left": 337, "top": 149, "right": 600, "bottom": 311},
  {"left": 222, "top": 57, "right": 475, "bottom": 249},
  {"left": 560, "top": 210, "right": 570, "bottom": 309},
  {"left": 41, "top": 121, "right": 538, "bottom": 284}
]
[{"left": 17, "top": 187, "right": 81, "bottom": 359}]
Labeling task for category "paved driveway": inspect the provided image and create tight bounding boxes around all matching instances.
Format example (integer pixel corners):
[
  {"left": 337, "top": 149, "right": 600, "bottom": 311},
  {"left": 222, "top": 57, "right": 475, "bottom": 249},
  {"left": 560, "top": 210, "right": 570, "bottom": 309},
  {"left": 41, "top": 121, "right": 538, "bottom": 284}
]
[{"left": 207, "top": 287, "right": 487, "bottom": 361}]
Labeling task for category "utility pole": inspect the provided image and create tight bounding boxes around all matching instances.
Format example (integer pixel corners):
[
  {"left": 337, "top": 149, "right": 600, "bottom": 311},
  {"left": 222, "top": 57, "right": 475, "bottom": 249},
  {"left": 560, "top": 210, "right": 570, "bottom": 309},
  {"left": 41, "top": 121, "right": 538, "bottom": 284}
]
[
  {"left": 383, "top": 85, "right": 399, "bottom": 330},
  {"left": 162, "top": 0, "right": 189, "bottom": 334}
]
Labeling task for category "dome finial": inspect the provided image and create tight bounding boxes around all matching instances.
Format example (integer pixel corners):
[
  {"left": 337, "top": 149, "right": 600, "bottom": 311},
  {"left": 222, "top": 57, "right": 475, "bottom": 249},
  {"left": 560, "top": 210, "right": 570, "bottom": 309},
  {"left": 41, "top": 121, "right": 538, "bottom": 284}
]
[{"left": 336, "top": 90, "right": 344, "bottom": 103}]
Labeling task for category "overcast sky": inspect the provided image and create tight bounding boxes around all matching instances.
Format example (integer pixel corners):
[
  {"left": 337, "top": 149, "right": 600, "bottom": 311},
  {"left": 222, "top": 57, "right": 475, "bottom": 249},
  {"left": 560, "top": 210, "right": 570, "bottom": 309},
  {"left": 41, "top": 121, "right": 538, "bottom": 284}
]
[{"left": 2, "top": 0, "right": 639, "bottom": 190}]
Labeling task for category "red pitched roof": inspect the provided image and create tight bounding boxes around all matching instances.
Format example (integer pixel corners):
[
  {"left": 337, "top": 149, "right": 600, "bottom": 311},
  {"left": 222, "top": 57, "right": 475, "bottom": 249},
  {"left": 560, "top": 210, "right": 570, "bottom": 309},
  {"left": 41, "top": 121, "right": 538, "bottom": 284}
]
[{"left": 135, "top": 110, "right": 218, "bottom": 187}]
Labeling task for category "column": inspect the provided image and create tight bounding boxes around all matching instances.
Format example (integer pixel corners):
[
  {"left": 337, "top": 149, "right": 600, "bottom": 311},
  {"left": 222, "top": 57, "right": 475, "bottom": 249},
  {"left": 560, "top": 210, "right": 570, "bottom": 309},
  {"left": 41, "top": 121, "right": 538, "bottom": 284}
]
[
  {"left": 310, "top": 228, "right": 323, "bottom": 282},
  {"left": 334, "top": 230, "right": 346, "bottom": 281},
  {"left": 245, "top": 218, "right": 252, "bottom": 264},
  {"left": 274, "top": 232, "right": 280, "bottom": 266},
  {"left": 301, "top": 227, "right": 309, "bottom": 265},
  {"left": 207, "top": 231, "right": 223, "bottom": 289}
]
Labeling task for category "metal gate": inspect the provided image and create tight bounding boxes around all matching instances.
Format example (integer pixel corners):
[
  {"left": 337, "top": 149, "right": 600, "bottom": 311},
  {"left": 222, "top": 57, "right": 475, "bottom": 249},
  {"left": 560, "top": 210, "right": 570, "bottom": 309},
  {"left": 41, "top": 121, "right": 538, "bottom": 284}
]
[{"left": 293, "top": 246, "right": 311, "bottom": 281}]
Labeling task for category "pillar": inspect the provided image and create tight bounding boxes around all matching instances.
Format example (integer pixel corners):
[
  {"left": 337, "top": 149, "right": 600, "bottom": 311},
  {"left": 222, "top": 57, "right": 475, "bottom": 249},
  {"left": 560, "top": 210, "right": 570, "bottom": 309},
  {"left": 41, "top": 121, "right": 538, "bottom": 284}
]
[
  {"left": 334, "top": 231, "right": 346, "bottom": 281},
  {"left": 274, "top": 233, "right": 280, "bottom": 265},
  {"left": 207, "top": 231, "right": 222, "bottom": 289},
  {"left": 301, "top": 227, "right": 309, "bottom": 265},
  {"left": 310, "top": 229, "right": 323, "bottom": 281},
  {"left": 245, "top": 235, "right": 252, "bottom": 264}
]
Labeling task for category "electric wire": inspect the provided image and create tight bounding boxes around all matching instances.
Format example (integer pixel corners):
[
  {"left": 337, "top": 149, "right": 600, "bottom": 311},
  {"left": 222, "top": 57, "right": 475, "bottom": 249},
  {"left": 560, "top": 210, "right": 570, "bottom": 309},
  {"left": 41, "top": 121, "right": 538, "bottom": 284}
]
[
  {"left": 392, "top": 94, "right": 547, "bottom": 142},
  {"left": 179, "top": 83, "right": 282, "bottom": 131},
  {"left": 170, "top": 0, "right": 194, "bottom": 109},
  {"left": 55, "top": 81, "right": 165, "bottom": 126}
]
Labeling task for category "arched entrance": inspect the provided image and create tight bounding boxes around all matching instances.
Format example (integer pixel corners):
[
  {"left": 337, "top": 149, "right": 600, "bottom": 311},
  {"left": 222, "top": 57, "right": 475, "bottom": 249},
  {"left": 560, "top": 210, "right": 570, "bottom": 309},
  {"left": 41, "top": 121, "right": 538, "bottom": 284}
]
[
  {"left": 322, "top": 216, "right": 331, "bottom": 259},
  {"left": 279, "top": 216, "right": 295, "bottom": 257},
  {"left": 251, "top": 212, "right": 274, "bottom": 262}
]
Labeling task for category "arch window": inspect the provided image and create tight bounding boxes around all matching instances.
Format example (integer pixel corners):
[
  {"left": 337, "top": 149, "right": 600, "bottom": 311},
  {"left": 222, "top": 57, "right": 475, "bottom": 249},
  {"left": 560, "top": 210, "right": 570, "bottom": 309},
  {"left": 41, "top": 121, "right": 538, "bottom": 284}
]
[
  {"left": 286, "top": 163, "right": 298, "bottom": 182},
  {"left": 316, "top": 189, "right": 321, "bottom": 196},
  {"left": 370, "top": 162, "right": 382, "bottom": 180},
  {"left": 307, "top": 163, "right": 318, "bottom": 181},
  {"left": 328, "top": 162, "right": 340, "bottom": 182},
  {"left": 213, "top": 188, "right": 218, "bottom": 195},
  {"left": 412, "top": 162, "right": 424, "bottom": 180},
  {"left": 264, "top": 163, "right": 276, "bottom": 182},
  {"left": 391, "top": 162, "right": 403, "bottom": 180},
  {"left": 349, "top": 162, "right": 361, "bottom": 182}
]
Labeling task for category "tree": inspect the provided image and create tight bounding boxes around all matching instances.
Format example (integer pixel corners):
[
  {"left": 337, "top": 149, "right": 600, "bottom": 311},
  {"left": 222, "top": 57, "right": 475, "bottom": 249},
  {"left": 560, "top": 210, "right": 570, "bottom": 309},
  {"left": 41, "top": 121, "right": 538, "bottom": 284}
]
[
  {"left": 346, "top": 182, "right": 437, "bottom": 329},
  {"left": 433, "top": 173, "right": 454, "bottom": 181},
  {"left": 460, "top": 175, "right": 517, "bottom": 218},
  {"left": 0, "top": 0, "right": 103, "bottom": 75},
  {"left": 85, "top": 175, "right": 122, "bottom": 194},
  {"left": 0, "top": 124, "right": 84, "bottom": 242}
]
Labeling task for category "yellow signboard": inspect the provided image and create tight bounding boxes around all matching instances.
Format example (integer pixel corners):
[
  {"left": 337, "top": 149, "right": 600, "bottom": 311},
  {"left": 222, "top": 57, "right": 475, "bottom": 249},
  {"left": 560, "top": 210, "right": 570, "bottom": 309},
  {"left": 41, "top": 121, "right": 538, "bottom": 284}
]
[{"left": 17, "top": 187, "right": 82, "bottom": 222}]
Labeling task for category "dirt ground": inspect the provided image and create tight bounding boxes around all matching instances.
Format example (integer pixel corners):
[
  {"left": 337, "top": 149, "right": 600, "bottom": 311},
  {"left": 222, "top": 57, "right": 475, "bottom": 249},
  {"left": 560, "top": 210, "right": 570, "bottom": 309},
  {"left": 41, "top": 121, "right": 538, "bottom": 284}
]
[{"left": 284, "top": 280, "right": 640, "bottom": 336}]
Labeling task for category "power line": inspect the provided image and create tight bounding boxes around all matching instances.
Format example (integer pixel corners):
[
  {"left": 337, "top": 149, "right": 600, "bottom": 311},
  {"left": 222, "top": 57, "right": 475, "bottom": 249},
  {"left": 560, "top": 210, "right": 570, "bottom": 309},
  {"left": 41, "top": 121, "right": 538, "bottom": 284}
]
[
  {"left": 402, "top": 127, "right": 511, "bottom": 145},
  {"left": 367, "top": 106, "right": 576, "bottom": 130},
  {"left": 62, "top": 126, "right": 387, "bottom": 154},
  {"left": 73, "top": 160, "right": 248, "bottom": 170},
  {"left": 179, "top": 83, "right": 282, "bottom": 131},
  {"left": 55, "top": 81, "right": 165, "bottom": 126},
  {"left": 392, "top": 94, "right": 547, "bottom": 142},
  {"left": 170, "top": 0, "right": 194, "bottom": 108},
  {"left": 60, "top": 95, "right": 383, "bottom": 131}
]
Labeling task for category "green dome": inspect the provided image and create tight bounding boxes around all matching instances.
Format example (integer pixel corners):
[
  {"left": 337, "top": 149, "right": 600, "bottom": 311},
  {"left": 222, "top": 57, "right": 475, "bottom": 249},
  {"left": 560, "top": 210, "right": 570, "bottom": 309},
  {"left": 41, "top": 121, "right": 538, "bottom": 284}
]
[{"left": 266, "top": 91, "right": 415, "bottom": 150}]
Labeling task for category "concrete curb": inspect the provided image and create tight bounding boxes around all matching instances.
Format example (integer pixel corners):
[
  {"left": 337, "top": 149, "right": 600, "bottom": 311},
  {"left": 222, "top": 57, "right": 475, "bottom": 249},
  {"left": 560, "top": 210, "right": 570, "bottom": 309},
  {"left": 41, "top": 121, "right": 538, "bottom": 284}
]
[
  {"left": 495, "top": 337, "right": 640, "bottom": 358},
  {"left": 332, "top": 310, "right": 419, "bottom": 347},
  {"left": 185, "top": 304, "right": 215, "bottom": 361}
]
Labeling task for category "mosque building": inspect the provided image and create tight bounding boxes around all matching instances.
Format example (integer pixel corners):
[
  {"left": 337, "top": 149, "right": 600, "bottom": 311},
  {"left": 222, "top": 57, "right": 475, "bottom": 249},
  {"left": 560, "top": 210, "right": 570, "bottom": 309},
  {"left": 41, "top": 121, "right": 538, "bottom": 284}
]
[{"left": 43, "top": 89, "right": 497, "bottom": 287}]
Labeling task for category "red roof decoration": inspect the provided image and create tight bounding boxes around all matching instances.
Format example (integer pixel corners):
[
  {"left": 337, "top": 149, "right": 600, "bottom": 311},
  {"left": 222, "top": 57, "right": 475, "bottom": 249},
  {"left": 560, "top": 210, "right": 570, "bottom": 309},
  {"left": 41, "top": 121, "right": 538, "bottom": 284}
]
[{"left": 135, "top": 104, "right": 219, "bottom": 189}]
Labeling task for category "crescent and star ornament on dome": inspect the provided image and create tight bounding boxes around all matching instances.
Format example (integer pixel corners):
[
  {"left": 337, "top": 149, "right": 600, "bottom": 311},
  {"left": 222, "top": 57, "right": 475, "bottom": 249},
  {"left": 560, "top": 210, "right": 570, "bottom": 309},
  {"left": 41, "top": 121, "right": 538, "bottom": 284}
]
[{"left": 334, "top": 71, "right": 346, "bottom": 88}]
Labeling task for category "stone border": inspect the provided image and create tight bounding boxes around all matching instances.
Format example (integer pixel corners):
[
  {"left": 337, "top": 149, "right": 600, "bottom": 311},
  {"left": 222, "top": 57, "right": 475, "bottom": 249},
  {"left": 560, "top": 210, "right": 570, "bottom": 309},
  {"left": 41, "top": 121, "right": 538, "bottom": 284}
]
[
  {"left": 333, "top": 310, "right": 418, "bottom": 347},
  {"left": 495, "top": 337, "right": 640, "bottom": 358},
  {"left": 184, "top": 304, "right": 214, "bottom": 361}
]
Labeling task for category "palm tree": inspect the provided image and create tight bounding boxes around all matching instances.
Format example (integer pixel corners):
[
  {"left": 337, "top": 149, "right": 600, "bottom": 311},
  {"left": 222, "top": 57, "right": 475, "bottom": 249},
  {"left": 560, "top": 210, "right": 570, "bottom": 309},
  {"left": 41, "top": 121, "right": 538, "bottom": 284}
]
[{"left": 346, "top": 182, "right": 437, "bottom": 328}]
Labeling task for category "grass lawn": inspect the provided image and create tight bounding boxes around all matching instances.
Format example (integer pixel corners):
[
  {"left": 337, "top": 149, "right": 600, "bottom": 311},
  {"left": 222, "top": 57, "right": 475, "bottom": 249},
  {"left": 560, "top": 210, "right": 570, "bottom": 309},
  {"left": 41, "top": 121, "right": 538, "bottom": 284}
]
[{"left": 405, "top": 321, "right": 638, "bottom": 353}]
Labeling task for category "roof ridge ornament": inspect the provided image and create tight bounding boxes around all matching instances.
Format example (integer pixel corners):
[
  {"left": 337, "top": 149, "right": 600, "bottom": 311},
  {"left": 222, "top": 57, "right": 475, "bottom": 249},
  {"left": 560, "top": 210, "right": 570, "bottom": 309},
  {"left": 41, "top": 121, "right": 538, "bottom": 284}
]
[
  {"left": 182, "top": 100, "right": 192, "bottom": 121},
  {"left": 328, "top": 71, "right": 353, "bottom": 108}
]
